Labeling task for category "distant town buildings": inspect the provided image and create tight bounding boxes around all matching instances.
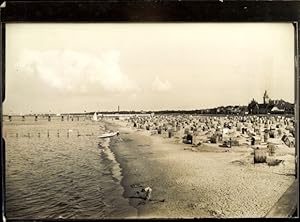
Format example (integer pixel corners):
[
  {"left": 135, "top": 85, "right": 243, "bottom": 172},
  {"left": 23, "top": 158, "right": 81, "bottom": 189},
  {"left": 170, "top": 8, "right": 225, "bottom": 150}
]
[
  {"left": 4, "top": 90, "right": 294, "bottom": 117},
  {"left": 248, "top": 90, "right": 294, "bottom": 115}
]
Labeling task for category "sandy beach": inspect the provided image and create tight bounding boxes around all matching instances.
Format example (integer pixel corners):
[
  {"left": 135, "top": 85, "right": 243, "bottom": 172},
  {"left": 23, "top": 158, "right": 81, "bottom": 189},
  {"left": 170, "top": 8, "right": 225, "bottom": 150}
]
[{"left": 105, "top": 119, "right": 295, "bottom": 218}]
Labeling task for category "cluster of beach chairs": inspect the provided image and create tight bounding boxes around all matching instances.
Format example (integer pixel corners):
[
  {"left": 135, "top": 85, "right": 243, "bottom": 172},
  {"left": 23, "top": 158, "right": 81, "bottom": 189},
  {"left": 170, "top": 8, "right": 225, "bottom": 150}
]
[{"left": 126, "top": 114, "right": 295, "bottom": 150}]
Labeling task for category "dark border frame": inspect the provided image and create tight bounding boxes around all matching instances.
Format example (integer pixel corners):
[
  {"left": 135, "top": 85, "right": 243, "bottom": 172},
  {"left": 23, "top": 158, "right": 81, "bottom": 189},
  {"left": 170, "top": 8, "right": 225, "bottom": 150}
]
[
  {"left": 0, "top": 0, "right": 300, "bottom": 22},
  {"left": 0, "top": 0, "right": 299, "bottom": 220}
]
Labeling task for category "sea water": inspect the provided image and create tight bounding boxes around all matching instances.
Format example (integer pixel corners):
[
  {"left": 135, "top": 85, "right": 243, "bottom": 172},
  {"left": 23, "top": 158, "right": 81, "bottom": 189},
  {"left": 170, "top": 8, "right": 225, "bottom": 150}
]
[{"left": 3, "top": 117, "right": 135, "bottom": 219}]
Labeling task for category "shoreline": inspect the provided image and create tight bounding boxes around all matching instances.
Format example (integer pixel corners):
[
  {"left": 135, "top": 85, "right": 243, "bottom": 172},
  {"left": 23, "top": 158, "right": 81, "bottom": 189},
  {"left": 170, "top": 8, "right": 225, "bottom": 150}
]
[{"left": 104, "top": 119, "right": 295, "bottom": 218}]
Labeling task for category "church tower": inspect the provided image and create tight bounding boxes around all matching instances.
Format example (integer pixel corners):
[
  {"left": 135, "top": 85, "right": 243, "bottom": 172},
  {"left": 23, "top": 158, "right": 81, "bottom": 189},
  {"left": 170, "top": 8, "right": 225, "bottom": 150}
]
[{"left": 263, "top": 90, "right": 270, "bottom": 104}]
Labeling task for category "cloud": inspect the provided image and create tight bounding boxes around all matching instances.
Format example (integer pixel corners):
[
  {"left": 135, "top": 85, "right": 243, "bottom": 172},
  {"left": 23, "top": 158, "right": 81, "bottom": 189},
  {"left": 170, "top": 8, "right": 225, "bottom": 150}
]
[
  {"left": 17, "top": 49, "right": 138, "bottom": 94},
  {"left": 151, "top": 76, "right": 171, "bottom": 92}
]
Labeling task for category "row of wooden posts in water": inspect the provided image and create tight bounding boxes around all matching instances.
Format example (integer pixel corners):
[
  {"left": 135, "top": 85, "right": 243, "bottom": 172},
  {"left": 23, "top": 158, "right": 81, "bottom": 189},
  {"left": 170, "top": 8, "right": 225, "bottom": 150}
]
[
  {"left": 7, "top": 115, "right": 90, "bottom": 122},
  {"left": 4, "top": 130, "right": 95, "bottom": 138}
]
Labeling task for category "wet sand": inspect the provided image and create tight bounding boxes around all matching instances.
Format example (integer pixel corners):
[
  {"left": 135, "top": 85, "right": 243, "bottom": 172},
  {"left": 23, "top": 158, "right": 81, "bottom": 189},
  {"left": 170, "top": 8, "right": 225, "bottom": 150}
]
[{"left": 105, "top": 119, "right": 295, "bottom": 218}]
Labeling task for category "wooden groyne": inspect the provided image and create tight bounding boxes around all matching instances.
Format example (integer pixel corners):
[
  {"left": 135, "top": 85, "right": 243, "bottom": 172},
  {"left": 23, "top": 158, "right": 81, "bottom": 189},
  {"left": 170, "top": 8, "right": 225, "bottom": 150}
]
[{"left": 3, "top": 129, "right": 97, "bottom": 138}]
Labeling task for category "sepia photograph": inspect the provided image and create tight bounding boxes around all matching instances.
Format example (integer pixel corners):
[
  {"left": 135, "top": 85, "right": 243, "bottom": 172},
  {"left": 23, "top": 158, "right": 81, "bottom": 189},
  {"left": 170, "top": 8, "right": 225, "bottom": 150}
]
[{"left": 2, "top": 23, "right": 297, "bottom": 219}]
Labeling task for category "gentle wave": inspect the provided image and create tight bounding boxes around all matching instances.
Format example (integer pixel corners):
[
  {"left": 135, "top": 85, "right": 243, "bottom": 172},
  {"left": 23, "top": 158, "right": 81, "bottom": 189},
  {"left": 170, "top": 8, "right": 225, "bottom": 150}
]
[{"left": 4, "top": 119, "right": 133, "bottom": 219}]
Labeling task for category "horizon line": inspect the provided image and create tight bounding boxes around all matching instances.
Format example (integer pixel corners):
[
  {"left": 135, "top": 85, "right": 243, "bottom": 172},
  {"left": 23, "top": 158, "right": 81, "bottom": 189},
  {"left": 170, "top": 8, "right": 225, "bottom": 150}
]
[{"left": 3, "top": 102, "right": 295, "bottom": 116}]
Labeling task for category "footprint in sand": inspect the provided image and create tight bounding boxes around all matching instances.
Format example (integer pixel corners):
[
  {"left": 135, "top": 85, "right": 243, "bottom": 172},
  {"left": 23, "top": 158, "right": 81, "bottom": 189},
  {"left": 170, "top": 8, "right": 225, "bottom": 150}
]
[
  {"left": 138, "top": 144, "right": 151, "bottom": 147},
  {"left": 130, "top": 183, "right": 143, "bottom": 188}
]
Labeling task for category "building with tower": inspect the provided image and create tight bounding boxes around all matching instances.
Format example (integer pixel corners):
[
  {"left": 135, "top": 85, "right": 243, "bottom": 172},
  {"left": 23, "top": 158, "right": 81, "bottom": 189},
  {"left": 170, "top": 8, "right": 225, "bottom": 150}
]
[{"left": 248, "top": 90, "right": 294, "bottom": 114}]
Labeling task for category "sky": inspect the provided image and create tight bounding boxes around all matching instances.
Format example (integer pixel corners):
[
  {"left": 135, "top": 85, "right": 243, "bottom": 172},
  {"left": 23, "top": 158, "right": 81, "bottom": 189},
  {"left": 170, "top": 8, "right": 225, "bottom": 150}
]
[{"left": 3, "top": 23, "right": 295, "bottom": 114}]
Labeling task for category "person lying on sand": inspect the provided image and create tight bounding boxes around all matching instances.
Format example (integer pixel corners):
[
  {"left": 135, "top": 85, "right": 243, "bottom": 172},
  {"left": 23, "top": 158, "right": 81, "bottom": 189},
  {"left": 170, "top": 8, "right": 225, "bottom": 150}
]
[
  {"left": 141, "top": 187, "right": 152, "bottom": 200},
  {"left": 134, "top": 186, "right": 165, "bottom": 203}
]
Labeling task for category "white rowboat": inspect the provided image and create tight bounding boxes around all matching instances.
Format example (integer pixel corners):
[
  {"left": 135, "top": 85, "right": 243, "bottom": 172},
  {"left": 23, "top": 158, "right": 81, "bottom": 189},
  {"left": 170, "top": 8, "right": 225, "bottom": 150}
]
[{"left": 97, "top": 131, "right": 119, "bottom": 138}]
